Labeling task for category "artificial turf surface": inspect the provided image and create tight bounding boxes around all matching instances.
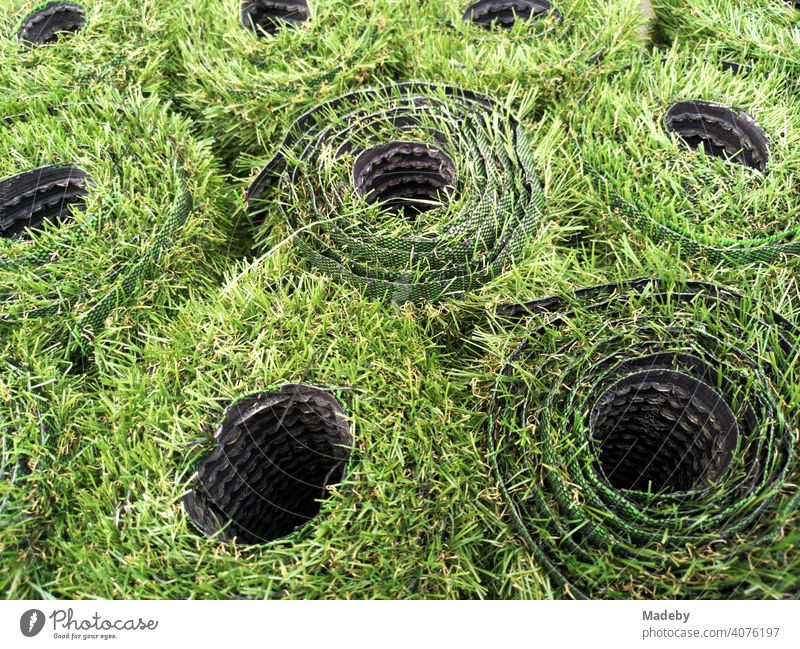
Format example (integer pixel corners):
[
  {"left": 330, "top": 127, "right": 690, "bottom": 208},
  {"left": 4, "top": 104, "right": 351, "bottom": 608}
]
[{"left": 2, "top": 0, "right": 800, "bottom": 599}]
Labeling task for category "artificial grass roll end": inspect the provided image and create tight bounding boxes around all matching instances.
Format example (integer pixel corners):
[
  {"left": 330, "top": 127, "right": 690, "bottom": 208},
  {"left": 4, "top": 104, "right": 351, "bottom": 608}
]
[
  {"left": 352, "top": 141, "right": 458, "bottom": 217},
  {"left": 0, "top": 164, "right": 89, "bottom": 238},
  {"left": 248, "top": 82, "right": 545, "bottom": 303},
  {"left": 664, "top": 100, "right": 769, "bottom": 172},
  {"left": 462, "top": 0, "right": 556, "bottom": 29},
  {"left": 0, "top": 89, "right": 236, "bottom": 353},
  {"left": 482, "top": 277, "right": 800, "bottom": 598},
  {"left": 241, "top": 0, "right": 310, "bottom": 36},
  {"left": 590, "top": 367, "right": 739, "bottom": 493},
  {"left": 579, "top": 45, "right": 800, "bottom": 264}
]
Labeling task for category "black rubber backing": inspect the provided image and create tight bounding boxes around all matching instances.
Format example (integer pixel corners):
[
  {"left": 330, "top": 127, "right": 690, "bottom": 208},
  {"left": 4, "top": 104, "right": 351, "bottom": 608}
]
[
  {"left": 17, "top": 2, "right": 87, "bottom": 45},
  {"left": 184, "top": 384, "right": 352, "bottom": 545},
  {"left": 0, "top": 165, "right": 89, "bottom": 239},
  {"left": 664, "top": 100, "right": 769, "bottom": 171},
  {"left": 590, "top": 368, "right": 738, "bottom": 493},
  {"left": 352, "top": 141, "right": 457, "bottom": 217},
  {"left": 241, "top": 0, "right": 309, "bottom": 37},
  {"left": 462, "top": 0, "right": 553, "bottom": 29}
]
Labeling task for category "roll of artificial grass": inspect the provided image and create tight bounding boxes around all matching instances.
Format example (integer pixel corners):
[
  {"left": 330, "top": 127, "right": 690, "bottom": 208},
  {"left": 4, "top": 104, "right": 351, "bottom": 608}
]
[
  {"left": 247, "top": 82, "right": 545, "bottom": 303},
  {"left": 484, "top": 278, "right": 800, "bottom": 598},
  {"left": 0, "top": 1, "right": 169, "bottom": 93},
  {"left": 578, "top": 46, "right": 800, "bottom": 264},
  {"left": 653, "top": 0, "right": 800, "bottom": 70},
  {"left": 31, "top": 257, "right": 506, "bottom": 598},
  {"left": 168, "top": 0, "right": 406, "bottom": 163},
  {"left": 0, "top": 89, "right": 234, "bottom": 352},
  {"left": 401, "top": 0, "right": 649, "bottom": 115},
  {"left": 184, "top": 384, "right": 352, "bottom": 545}
]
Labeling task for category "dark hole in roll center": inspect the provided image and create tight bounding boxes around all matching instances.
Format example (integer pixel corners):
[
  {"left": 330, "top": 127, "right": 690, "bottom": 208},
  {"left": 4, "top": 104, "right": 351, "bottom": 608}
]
[
  {"left": 241, "top": 0, "right": 309, "bottom": 37},
  {"left": 589, "top": 369, "right": 739, "bottom": 493},
  {"left": 352, "top": 141, "right": 457, "bottom": 218},
  {"left": 184, "top": 385, "right": 352, "bottom": 545},
  {"left": 0, "top": 165, "right": 89, "bottom": 240},
  {"left": 17, "top": 2, "right": 86, "bottom": 45},
  {"left": 664, "top": 100, "right": 769, "bottom": 172},
  {"left": 462, "top": 0, "right": 553, "bottom": 30}
]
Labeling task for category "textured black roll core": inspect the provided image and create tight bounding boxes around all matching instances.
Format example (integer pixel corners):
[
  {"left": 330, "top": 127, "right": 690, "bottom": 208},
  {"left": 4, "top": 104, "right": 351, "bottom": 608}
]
[
  {"left": 665, "top": 100, "right": 769, "bottom": 171},
  {"left": 0, "top": 165, "right": 89, "bottom": 239},
  {"left": 184, "top": 385, "right": 351, "bottom": 545},
  {"left": 352, "top": 141, "right": 457, "bottom": 217},
  {"left": 590, "top": 369, "right": 739, "bottom": 493},
  {"left": 462, "top": 0, "right": 552, "bottom": 29},
  {"left": 17, "top": 2, "right": 87, "bottom": 45},
  {"left": 241, "top": 0, "right": 309, "bottom": 37}
]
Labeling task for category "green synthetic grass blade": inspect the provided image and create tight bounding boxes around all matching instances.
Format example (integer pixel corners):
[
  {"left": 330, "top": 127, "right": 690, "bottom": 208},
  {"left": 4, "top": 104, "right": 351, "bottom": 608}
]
[
  {"left": 653, "top": 0, "right": 800, "bottom": 69},
  {"left": 0, "top": 343, "right": 90, "bottom": 599},
  {"left": 400, "top": 0, "right": 650, "bottom": 117}
]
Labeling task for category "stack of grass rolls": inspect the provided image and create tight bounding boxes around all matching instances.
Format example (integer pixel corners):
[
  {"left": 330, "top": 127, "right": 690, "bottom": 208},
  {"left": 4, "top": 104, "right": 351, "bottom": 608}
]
[
  {"left": 577, "top": 44, "right": 800, "bottom": 265},
  {"left": 0, "top": 88, "right": 234, "bottom": 353},
  {"left": 399, "top": 0, "right": 650, "bottom": 117},
  {"left": 0, "top": 1, "right": 170, "bottom": 94},
  {"left": 168, "top": 0, "right": 408, "bottom": 164},
  {"left": 653, "top": 0, "right": 800, "bottom": 70},
  {"left": 0, "top": 2, "right": 243, "bottom": 600},
  {"left": 478, "top": 275, "right": 800, "bottom": 598}
]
